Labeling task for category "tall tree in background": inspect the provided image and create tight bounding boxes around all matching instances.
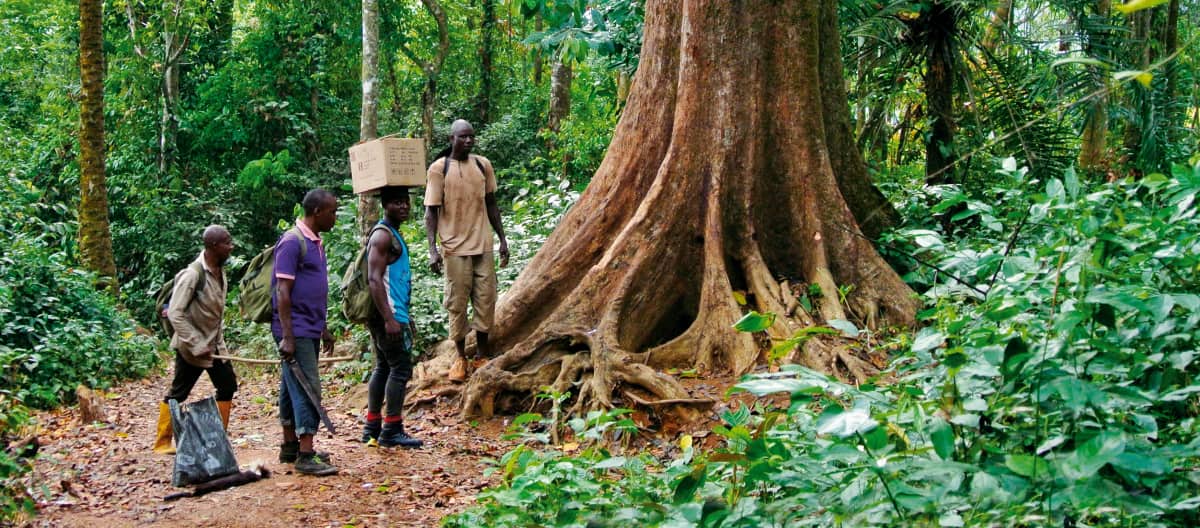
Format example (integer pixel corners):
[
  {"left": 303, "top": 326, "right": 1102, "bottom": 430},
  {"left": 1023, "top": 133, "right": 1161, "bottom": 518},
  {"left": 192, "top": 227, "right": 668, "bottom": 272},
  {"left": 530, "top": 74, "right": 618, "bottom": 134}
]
[
  {"left": 1078, "top": 0, "right": 1112, "bottom": 175},
  {"left": 359, "top": 0, "right": 381, "bottom": 240},
  {"left": 395, "top": 0, "right": 449, "bottom": 145},
  {"left": 457, "top": 0, "right": 918, "bottom": 417},
  {"left": 124, "top": 0, "right": 194, "bottom": 175},
  {"left": 79, "top": 0, "right": 118, "bottom": 290},
  {"left": 477, "top": 0, "right": 495, "bottom": 125}
]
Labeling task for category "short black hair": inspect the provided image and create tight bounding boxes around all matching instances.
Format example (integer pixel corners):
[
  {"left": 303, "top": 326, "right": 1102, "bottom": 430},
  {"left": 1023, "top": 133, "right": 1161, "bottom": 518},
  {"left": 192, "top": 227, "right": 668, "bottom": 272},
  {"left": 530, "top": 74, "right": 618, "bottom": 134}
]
[
  {"left": 379, "top": 186, "right": 410, "bottom": 206},
  {"left": 302, "top": 188, "right": 335, "bottom": 215}
]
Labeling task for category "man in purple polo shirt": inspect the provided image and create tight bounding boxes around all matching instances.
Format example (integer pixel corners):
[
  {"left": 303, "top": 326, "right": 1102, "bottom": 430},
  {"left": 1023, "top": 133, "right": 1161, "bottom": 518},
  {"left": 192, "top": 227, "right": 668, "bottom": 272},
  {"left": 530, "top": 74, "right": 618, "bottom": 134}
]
[{"left": 273, "top": 188, "right": 338, "bottom": 476}]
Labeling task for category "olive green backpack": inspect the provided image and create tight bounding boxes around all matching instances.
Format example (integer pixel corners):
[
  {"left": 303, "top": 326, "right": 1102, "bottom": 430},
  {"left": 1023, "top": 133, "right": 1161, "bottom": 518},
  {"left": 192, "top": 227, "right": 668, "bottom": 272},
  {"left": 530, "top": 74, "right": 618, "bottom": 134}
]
[{"left": 238, "top": 227, "right": 306, "bottom": 323}]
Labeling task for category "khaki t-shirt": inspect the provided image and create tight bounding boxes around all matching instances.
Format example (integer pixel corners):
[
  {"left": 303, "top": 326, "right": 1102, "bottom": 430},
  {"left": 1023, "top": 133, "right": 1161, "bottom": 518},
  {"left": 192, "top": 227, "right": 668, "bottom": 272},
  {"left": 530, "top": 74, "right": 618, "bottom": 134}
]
[{"left": 424, "top": 155, "right": 497, "bottom": 256}]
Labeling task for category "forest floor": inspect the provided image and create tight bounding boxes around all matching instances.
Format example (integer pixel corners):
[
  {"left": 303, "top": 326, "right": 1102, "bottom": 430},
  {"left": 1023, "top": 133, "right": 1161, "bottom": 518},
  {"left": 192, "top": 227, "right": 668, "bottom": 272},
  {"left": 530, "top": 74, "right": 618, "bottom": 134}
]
[
  {"left": 18, "top": 359, "right": 519, "bottom": 528},
  {"left": 19, "top": 355, "right": 742, "bottom": 527}
]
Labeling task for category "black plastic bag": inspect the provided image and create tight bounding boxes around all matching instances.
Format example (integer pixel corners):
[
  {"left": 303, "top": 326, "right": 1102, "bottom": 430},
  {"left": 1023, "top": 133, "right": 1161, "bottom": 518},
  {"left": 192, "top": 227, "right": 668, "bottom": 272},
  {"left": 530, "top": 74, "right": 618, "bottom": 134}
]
[{"left": 169, "top": 397, "right": 238, "bottom": 487}]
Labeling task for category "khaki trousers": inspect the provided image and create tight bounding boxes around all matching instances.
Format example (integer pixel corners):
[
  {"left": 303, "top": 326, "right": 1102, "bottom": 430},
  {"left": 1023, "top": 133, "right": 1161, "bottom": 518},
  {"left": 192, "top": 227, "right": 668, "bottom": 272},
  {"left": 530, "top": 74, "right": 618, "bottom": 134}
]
[{"left": 443, "top": 253, "right": 497, "bottom": 341}]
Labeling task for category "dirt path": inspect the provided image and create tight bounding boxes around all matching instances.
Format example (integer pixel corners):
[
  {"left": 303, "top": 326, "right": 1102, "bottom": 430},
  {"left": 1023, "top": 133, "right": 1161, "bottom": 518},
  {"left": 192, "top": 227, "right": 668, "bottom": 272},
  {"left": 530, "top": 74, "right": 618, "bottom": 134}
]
[{"left": 21, "top": 361, "right": 514, "bottom": 527}]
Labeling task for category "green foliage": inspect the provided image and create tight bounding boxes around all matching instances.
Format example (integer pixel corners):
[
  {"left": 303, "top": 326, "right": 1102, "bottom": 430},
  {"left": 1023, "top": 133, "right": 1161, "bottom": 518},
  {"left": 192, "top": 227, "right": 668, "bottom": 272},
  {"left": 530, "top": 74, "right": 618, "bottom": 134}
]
[
  {"left": 0, "top": 178, "right": 158, "bottom": 409},
  {"left": 444, "top": 158, "right": 1200, "bottom": 527}
]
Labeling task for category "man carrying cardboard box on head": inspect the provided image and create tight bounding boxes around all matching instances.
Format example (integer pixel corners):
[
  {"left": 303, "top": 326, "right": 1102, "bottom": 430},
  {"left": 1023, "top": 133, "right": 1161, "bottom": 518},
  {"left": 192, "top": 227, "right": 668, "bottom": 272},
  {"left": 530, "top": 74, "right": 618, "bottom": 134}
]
[{"left": 424, "top": 119, "right": 509, "bottom": 382}]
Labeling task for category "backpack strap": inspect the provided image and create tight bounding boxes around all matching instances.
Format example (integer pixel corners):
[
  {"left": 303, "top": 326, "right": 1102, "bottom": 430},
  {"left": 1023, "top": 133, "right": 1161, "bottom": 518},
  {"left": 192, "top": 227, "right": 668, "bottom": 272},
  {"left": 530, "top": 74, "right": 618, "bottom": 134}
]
[
  {"left": 276, "top": 226, "right": 308, "bottom": 263},
  {"left": 371, "top": 222, "right": 404, "bottom": 255},
  {"left": 180, "top": 260, "right": 207, "bottom": 312},
  {"left": 441, "top": 155, "right": 488, "bottom": 180}
]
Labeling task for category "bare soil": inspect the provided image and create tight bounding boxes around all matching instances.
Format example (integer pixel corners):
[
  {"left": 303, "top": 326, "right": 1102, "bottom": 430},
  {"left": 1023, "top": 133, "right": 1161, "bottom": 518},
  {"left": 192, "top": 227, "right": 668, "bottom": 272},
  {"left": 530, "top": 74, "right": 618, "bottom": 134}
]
[{"left": 19, "top": 361, "right": 517, "bottom": 528}]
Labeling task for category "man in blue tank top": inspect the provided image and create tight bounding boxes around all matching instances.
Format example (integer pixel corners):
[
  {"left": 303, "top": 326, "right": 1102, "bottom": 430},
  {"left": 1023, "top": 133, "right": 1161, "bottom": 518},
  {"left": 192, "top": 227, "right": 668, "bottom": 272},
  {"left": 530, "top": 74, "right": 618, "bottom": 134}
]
[{"left": 361, "top": 186, "right": 423, "bottom": 448}]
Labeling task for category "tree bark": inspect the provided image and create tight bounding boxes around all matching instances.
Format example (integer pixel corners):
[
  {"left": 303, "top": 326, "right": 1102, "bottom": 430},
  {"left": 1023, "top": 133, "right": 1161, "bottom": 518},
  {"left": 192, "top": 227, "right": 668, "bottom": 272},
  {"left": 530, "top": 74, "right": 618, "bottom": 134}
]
[
  {"left": 923, "top": 1, "right": 959, "bottom": 184},
  {"left": 79, "top": 0, "right": 118, "bottom": 291},
  {"left": 397, "top": 0, "right": 449, "bottom": 147},
  {"left": 546, "top": 59, "right": 572, "bottom": 133},
  {"left": 440, "top": 0, "right": 918, "bottom": 419},
  {"left": 158, "top": 0, "right": 191, "bottom": 175},
  {"left": 477, "top": 0, "right": 495, "bottom": 125},
  {"left": 1077, "top": 0, "right": 1111, "bottom": 175},
  {"left": 358, "top": 0, "right": 381, "bottom": 241}
]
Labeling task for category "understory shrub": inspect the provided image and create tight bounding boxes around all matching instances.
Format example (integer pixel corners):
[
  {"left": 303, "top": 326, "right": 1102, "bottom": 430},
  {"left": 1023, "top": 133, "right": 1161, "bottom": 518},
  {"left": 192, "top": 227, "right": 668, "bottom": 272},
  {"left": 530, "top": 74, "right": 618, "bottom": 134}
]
[{"left": 443, "top": 158, "right": 1200, "bottom": 527}]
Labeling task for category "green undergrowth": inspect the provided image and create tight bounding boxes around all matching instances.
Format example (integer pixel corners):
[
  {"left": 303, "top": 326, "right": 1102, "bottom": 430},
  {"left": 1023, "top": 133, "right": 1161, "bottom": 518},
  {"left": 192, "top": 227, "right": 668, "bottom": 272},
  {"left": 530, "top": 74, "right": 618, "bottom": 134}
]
[{"left": 443, "top": 159, "right": 1200, "bottom": 527}]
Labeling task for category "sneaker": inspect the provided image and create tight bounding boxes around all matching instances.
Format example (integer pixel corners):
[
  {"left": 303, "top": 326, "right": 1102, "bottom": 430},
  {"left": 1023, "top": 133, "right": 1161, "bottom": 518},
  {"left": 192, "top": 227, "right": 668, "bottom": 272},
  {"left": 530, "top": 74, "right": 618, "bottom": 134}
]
[
  {"left": 361, "top": 420, "right": 382, "bottom": 444},
  {"left": 378, "top": 423, "right": 424, "bottom": 449},
  {"left": 294, "top": 452, "right": 338, "bottom": 476},
  {"left": 279, "top": 441, "right": 333, "bottom": 464}
]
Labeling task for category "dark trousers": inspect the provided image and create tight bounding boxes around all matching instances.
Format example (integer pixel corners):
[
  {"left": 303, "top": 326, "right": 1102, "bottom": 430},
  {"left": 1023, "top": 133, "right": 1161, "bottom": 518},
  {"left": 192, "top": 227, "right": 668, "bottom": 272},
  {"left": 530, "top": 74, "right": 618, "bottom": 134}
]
[
  {"left": 164, "top": 351, "right": 237, "bottom": 403},
  {"left": 366, "top": 319, "right": 413, "bottom": 419}
]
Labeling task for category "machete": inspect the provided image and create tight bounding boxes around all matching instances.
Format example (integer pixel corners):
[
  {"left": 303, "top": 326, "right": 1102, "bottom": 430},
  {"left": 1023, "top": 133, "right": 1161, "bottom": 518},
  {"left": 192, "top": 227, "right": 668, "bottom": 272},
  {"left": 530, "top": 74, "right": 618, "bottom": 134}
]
[{"left": 285, "top": 359, "right": 337, "bottom": 434}]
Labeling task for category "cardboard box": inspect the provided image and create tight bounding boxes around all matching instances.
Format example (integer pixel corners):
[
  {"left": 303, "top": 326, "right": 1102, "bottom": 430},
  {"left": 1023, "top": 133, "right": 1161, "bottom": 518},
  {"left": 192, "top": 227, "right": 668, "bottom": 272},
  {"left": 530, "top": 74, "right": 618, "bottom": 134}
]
[{"left": 348, "top": 137, "right": 427, "bottom": 194}]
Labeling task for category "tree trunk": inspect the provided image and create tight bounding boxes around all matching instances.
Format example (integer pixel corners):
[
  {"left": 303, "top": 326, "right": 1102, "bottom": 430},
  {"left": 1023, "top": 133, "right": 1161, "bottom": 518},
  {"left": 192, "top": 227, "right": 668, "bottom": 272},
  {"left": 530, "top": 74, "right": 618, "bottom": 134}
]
[
  {"left": 532, "top": 13, "right": 544, "bottom": 85},
  {"left": 1078, "top": 0, "right": 1111, "bottom": 175},
  {"left": 547, "top": 59, "right": 572, "bottom": 133},
  {"left": 397, "top": 0, "right": 449, "bottom": 149},
  {"left": 924, "top": 1, "right": 958, "bottom": 184},
  {"left": 158, "top": 0, "right": 189, "bottom": 176},
  {"left": 358, "top": 0, "right": 381, "bottom": 241},
  {"left": 79, "top": 0, "right": 118, "bottom": 291},
  {"left": 448, "top": 0, "right": 918, "bottom": 419},
  {"left": 477, "top": 0, "right": 495, "bottom": 125},
  {"left": 1120, "top": 8, "right": 1153, "bottom": 170}
]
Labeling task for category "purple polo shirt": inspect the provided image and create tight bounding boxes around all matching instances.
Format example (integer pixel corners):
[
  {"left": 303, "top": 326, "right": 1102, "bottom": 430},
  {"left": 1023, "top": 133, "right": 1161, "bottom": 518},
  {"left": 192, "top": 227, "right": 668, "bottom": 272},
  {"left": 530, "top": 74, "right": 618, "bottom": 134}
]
[{"left": 271, "top": 221, "right": 328, "bottom": 340}]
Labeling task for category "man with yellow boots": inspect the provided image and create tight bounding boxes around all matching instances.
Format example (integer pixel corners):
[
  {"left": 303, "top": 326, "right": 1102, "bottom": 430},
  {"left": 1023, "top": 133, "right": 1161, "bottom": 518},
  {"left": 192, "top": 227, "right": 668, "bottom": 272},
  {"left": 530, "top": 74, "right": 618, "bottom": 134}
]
[{"left": 153, "top": 225, "right": 238, "bottom": 454}]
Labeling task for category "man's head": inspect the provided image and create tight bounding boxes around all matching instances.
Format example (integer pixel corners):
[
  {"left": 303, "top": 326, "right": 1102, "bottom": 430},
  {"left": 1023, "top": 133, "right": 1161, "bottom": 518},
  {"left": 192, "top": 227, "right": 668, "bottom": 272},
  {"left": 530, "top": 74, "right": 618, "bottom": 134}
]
[
  {"left": 302, "top": 188, "right": 338, "bottom": 233},
  {"left": 379, "top": 186, "right": 411, "bottom": 224},
  {"left": 449, "top": 119, "right": 475, "bottom": 159},
  {"left": 202, "top": 225, "right": 234, "bottom": 266}
]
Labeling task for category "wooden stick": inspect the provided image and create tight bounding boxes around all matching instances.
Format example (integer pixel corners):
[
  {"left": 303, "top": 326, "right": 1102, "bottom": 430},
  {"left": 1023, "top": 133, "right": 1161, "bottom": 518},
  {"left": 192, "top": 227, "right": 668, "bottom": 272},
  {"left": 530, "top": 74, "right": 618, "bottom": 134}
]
[{"left": 212, "top": 354, "right": 355, "bottom": 365}]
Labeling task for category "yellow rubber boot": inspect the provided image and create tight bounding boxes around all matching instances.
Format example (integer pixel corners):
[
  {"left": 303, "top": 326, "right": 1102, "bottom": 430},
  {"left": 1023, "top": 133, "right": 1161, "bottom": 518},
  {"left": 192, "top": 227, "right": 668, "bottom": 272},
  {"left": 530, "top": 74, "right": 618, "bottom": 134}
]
[
  {"left": 153, "top": 401, "right": 175, "bottom": 454},
  {"left": 217, "top": 400, "right": 232, "bottom": 430}
]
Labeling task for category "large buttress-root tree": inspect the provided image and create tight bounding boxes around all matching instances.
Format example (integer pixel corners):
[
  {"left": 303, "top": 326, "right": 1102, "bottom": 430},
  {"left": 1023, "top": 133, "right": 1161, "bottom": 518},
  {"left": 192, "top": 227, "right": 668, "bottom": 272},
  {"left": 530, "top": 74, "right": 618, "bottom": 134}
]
[{"left": 455, "top": 0, "right": 918, "bottom": 417}]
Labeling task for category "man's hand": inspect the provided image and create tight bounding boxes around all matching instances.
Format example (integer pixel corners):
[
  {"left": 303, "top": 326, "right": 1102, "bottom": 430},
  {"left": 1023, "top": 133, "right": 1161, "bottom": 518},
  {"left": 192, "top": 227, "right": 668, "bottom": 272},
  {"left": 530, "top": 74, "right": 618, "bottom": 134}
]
[
  {"left": 279, "top": 335, "right": 296, "bottom": 362},
  {"left": 498, "top": 239, "right": 509, "bottom": 268},
  {"left": 321, "top": 328, "right": 335, "bottom": 356},
  {"left": 429, "top": 249, "right": 444, "bottom": 275},
  {"left": 384, "top": 318, "right": 404, "bottom": 337}
]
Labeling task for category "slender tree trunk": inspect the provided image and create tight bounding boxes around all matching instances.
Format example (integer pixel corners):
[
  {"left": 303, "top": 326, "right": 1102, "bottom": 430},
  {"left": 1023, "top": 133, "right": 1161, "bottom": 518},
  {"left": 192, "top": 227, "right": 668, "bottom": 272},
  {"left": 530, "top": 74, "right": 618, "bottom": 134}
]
[
  {"left": 397, "top": 0, "right": 449, "bottom": 149},
  {"left": 532, "top": 14, "right": 544, "bottom": 85},
  {"left": 477, "top": 0, "right": 495, "bottom": 125},
  {"left": 547, "top": 59, "right": 572, "bottom": 133},
  {"left": 1121, "top": 9, "right": 1153, "bottom": 169},
  {"left": 924, "top": 1, "right": 959, "bottom": 184},
  {"left": 432, "top": 0, "right": 918, "bottom": 419},
  {"left": 1078, "top": 0, "right": 1111, "bottom": 175},
  {"left": 79, "top": 0, "right": 118, "bottom": 291},
  {"left": 358, "top": 0, "right": 381, "bottom": 241},
  {"left": 158, "top": 0, "right": 189, "bottom": 176}
]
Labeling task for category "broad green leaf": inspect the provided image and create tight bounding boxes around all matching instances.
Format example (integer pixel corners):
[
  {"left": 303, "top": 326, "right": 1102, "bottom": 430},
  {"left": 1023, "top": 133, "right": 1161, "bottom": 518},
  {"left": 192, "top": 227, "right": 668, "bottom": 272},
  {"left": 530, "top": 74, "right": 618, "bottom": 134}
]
[
  {"left": 592, "top": 456, "right": 626, "bottom": 470},
  {"left": 826, "top": 318, "right": 859, "bottom": 337},
  {"left": 733, "top": 378, "right": 822, "bottom": 396},
  {"left": 911, "top": 329, "right": 946, "bottom": 353},
  {"left": 732, "top": 311, "right": 774, "bottom": 333},
  {"left": 817, "top": 408, "right": 877, "bottom": 438},
  {"left": 1061, "top": 430, "right": 1125, "bottom": 480},
  {"left": 930, "top": 418, "right": 955, "bottom": 460},
  {"left": 1005, "top": 454, "right": 1050, "bottom": 478}
]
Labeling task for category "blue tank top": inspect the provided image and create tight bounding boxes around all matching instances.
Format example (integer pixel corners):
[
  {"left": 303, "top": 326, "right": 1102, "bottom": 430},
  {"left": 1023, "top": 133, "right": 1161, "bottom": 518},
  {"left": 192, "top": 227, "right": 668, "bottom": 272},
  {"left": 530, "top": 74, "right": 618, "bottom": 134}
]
[{"left": 376, "top": 222, "right": 411, "bottom": 324}]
